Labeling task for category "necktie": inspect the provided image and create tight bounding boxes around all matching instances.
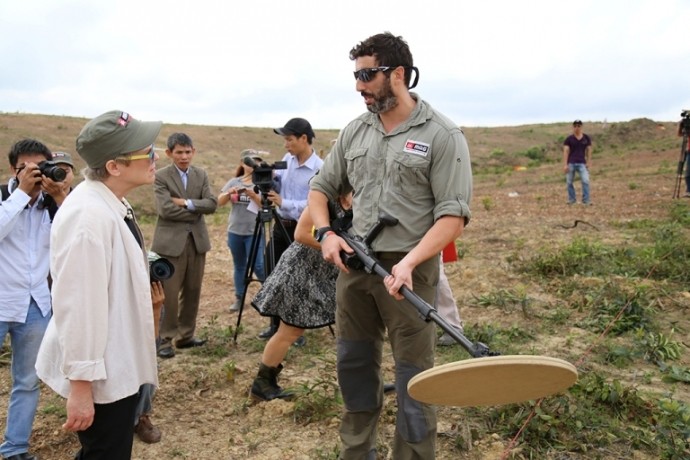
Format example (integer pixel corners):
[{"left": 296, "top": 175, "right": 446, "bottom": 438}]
[{"left": 181, "top": 172, "right": 188, "bottom": 190}]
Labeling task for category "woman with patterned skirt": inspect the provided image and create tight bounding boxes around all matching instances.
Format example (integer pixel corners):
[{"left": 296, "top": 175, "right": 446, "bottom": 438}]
[{"left": 249, "top": 194, "right": 351, "bottom": 401}]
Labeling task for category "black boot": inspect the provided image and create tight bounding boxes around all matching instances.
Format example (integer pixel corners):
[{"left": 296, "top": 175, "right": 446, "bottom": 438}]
[
  {"left": 250, "top": 363, "right": 294, "bottom": 401},
  {"left": 257, "top": 317, "right": 279, "bottom": 339}
]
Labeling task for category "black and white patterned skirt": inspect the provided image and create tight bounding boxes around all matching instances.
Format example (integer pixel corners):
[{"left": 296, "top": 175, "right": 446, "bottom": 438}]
[{"left": 251, "top": 242, "right": 339, "bottom": 329}]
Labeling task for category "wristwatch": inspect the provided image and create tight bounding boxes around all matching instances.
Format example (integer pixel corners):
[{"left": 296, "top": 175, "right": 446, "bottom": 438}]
[{"left": 314, "top": 226, "right": 334, "bottom": 243}]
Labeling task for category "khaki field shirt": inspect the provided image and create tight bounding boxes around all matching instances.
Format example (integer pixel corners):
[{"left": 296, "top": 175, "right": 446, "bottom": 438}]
[{"left": 311, "top": 95, "right": 472, "bottom": 252}]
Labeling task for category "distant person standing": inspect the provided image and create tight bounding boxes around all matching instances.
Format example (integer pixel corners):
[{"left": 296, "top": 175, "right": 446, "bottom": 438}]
[
  {"left": 152, "top": 133, "right": 218, "bottom": 359},
  {"left": 435, "top": 256, "right": 464, "bottom": 346},
  {"left": 257, "top": 118, "right": 323, "bottom": 340},
  {"left": 676, "top": 116, "right": 690, "bottom": 198},
  {"left": 563, "top": 119, "right": 592, "bottom": 205},
  {"left": 133, "top": 281, "right": 165, "bottom": 444}
]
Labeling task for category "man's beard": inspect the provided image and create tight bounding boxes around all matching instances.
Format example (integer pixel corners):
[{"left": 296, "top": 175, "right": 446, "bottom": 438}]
[{"left": 363, "top": 78, "right": 398, "bottom": 114}]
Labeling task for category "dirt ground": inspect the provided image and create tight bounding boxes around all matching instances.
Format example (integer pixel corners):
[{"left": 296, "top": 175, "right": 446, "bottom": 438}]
[{"left": 0, "top": 115, "right": 688, "bottom": 459}]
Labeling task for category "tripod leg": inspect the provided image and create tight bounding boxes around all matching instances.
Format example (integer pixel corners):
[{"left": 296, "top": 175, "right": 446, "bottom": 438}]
[
  {"left": 257, "top": 211, "right": 294, "bottom": 340},
  {"left": 233, "top": 216, "right": 266, "bottom": 343},
  {"left": 673, "top": 137, "right": 688, "bottom": 199},
  {"left": 272, "top": 209, "right": 293, "bottom": 247},
  {"left": 678, "top": 144, "right": 690, "bottom": 198}
]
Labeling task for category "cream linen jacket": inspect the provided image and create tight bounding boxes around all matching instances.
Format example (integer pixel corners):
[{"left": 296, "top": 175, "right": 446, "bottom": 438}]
[{"left": 36, "top": 179, "right": 158, "bottom": 404}]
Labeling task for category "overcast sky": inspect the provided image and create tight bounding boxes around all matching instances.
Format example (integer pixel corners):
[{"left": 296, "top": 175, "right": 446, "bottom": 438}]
[{"left": 1, "top": 0, "right": 689, "bottom": 129}]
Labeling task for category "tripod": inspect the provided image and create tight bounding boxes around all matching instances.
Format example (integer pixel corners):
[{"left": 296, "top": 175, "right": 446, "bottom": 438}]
[
  {"left": 232, "top": 193, "right": 291, "bottom": 343},
  {"left": 672, "top": 130, "right": 689, "bottom": 199}
]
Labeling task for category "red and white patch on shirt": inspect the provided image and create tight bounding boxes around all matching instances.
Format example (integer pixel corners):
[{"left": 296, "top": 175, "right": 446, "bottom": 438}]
[{"left": 403, "top": 139, "right": 430, "bottom": 157}]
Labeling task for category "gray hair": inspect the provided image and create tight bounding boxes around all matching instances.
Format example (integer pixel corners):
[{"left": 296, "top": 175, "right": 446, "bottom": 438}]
[
  {"left": 82, "top": 157, "right": 132, "bottom": 182},
  {"left": 82, "top": 166, "right": 108, "bottom": 182}
]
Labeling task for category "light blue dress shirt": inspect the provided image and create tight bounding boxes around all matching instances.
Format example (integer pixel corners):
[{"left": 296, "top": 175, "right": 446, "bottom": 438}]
[
  {"left": 0, "top": 183, "right": 52, "bottom": 322},
  {"left": 273, "top": 150, "right": 323, "bottom": 221},
  {"left": 175, "top": 166, "right": 196, "bottom": 211}
]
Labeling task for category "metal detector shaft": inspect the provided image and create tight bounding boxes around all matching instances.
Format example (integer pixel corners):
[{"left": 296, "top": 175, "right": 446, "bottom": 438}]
[{"left": 336, "top": 230, "right": 496, "bottom": 358}]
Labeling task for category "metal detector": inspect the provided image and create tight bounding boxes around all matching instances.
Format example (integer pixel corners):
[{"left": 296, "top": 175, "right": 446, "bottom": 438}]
[{"left": 335, "top": 213, "right": 578, "bottom": 407}]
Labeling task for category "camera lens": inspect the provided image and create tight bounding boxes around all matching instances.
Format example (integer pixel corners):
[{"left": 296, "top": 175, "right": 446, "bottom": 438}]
[
  {"left": 150, "top": 258, "right": 175, "bottom": 282},
  {"left": 49, "top": 167, "right": 67, "bottom": 182},
  {"left": 38, "top": 161, "right": 66, "bottom": 182}
]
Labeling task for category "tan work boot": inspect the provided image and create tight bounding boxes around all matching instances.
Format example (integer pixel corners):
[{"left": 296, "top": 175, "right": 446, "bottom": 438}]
[{"left": 135, "top": 414, "right": 162, "bottom": 444}]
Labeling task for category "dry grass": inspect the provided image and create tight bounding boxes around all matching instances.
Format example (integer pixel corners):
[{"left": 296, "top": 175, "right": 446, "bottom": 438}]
[{"left": 0, "top": 113, "right": 687, "bottom": 459}]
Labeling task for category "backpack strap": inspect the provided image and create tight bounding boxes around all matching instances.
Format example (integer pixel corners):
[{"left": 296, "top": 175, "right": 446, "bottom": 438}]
[{"left": 43, "top": 194, "right": 59, "bottom": 222}]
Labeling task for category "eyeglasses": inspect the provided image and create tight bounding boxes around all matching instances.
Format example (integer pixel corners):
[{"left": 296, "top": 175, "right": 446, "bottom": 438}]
[
  {"left": 117, "top": 145, "right": 156, "bottom": 163},
  {"left": 353, "top": 66, "right": 394, "bottom": 82}
]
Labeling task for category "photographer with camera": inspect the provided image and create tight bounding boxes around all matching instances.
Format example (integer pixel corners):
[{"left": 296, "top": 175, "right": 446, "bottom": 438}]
[
  {"left": 132, "top": 278, "right": 165, "bottom": 444},
  {"left": 0, "top": 139, "right": 70, "bottom": 460},
  {"left": 46, "top": 151, "right": 76, "bottom": 204},
  {"left": 218, "top": 149, "right": 266, "bottom": 312},
  {"left": 256, "top": 118, "right": 323, "bottom": 341},
  {"left": 675, "top": 110, "right": 690, "bottom": 198}
]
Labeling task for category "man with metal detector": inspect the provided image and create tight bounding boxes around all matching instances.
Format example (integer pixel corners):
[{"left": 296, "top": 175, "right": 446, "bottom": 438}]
[
  {"left": 308, "top": 32, "right": 472, "bottom": 459},
  {"left": 673, "top": 110, "right": 690, "bottom": 199},
  {"left": 255, "top": 118, "right": 323, "bottom": 341}
]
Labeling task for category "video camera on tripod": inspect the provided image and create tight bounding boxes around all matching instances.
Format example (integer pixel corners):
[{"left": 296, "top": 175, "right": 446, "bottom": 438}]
[
  {"left": 232, "top": 156, "right": 294, "bottom": 343},
  {"left": 242, "top": 157, "right": 287, "bottom": 195},
  {"left": 680, "top": 109, "right": 690, "bottom": 136}
]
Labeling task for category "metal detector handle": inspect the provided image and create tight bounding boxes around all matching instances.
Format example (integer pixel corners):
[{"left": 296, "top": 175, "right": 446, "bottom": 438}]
[{"left": 337, "top": 230, "right": 497, "bottom": 358}]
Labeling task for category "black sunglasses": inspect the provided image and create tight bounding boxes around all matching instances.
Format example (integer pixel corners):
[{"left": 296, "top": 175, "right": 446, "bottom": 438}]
[
  {"left": 353, "top": 65, "right": 420, "bottom": 89},
  {"left": 353, "top": 66, "right": 394, "bottom": 82}
]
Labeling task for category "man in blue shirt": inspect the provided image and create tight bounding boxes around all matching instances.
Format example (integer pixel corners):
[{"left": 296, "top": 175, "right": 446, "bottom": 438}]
[
  {"left": 257, "top": 118, "right": 323, "bottom": 340},
  {"left": 0, "top": 139, "right": 69, "bottom": 460}
]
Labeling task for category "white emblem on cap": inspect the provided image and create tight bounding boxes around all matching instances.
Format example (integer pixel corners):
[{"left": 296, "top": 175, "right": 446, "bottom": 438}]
[{"left": 118, "top": 112, "right": 130, "bottom": 126}]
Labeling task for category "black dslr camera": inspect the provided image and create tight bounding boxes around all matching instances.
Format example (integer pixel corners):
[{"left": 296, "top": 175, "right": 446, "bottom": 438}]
[
  {"left": 37, "top": 160, "right": 66, "bottom": 182},
  {"left": 680, "top": 110, "right": 690, "bottom": 135},
  {"left": 148, "top": 252, "right": 175, "bottom": 283},
  {"left": 242, "top": 157, "right": 287, "bottom": 194}
]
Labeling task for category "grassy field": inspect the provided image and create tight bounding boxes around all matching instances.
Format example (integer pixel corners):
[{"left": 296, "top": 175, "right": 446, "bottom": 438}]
[{"left": 0, "top": 112, "right": 688, "bottom": 459}]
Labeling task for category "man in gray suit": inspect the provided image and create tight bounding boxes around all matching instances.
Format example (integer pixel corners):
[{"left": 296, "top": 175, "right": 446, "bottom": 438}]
[{"left": 152, "top": 133, "right": 217, "bottom": 358}]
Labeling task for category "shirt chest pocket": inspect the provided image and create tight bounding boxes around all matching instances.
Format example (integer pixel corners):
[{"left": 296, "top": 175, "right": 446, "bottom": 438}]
[
  {"left": 344, "top": 148, "right": 368, "bottom": 190},
  {"left": 392, "top": 154, "right": 430, "bottom": 198}
]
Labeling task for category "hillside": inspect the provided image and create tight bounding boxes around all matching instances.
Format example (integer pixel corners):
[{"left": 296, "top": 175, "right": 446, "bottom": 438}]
[{"left": 0, "top": 113, "right": 688, "bottom": 459}]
